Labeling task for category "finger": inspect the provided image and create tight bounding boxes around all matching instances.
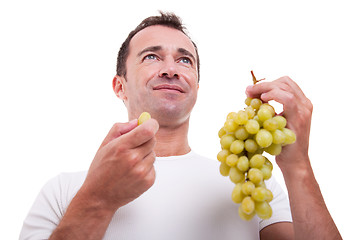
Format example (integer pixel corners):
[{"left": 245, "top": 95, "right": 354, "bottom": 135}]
[
  {"left": 115, "top": 118, "right": 159, "bottom": 149},
  {"left": 99, "top": 119, "right": 138, "bottom": 149},
  {"left": 246, "top": 81, "right": 279, "bottom": 99}
]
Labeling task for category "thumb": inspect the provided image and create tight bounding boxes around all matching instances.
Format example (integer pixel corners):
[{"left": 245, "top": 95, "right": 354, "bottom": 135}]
[{"left": 99, "top": 119, "right": 138, "bottom": 149}]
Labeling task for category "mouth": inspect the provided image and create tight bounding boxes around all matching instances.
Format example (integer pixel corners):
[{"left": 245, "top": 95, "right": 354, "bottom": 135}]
[{"left": 153, "top": 84, "right": 185, "bottom": 93}]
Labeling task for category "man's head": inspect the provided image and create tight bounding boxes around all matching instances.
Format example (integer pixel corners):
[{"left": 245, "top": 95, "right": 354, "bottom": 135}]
[
  {"left": 116, "top": 12, "right": 200, "bottom": 81},
  {"left": 113, "top": 12, "right": 200, "bottom": 126}
]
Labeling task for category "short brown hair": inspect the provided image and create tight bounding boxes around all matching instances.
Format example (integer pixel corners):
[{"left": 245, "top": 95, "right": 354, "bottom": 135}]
[{"left": 116, "top": 12, "right": 200, "bottom": 81}]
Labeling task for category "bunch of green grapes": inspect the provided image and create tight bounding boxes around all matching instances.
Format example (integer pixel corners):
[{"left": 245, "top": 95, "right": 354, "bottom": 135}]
[{"left": 217, "top": 97, "right": 296, "bottom": 220}]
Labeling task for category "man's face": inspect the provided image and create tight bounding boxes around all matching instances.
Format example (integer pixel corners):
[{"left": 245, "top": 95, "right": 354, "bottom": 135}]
[{"left": 115, "top": 25, "right": 199, "bottom": 126}]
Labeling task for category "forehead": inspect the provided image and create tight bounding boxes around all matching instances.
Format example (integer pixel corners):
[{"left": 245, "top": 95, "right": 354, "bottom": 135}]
[{"left": 129, "top": 25, "right": 196, "bottom": 57}]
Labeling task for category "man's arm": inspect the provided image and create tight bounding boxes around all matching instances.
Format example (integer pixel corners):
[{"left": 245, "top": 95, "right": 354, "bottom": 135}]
[
  {"left": 247, "top": 77, "right": 342, "bottom": 240},
  {"left": 49, "top": 118, "right": 159, "bottom": 240}
]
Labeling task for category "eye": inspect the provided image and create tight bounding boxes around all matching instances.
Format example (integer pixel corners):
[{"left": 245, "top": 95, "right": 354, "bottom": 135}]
[
  {"left": 179, "top": 57, "right": 192, "bottom": 65},
  {"left": 143, "top": 54, "right": 158, "bottom": 61}
]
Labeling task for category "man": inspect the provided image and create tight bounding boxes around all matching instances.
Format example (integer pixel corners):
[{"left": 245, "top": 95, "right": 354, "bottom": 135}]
[{"left": 20, "top": 12, "right": 342, "bottom": 239}]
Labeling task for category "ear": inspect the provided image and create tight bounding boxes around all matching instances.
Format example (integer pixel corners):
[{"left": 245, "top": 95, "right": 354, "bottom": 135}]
[{"left": 112, "top": 75, "right": 127, "bottom": 100}]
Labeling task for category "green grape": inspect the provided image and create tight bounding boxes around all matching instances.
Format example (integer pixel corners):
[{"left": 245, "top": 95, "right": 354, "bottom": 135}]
[
  {"left": 224, "top": 119, "right": 238, "bottom": 132},
  {"left": 250, "top": 98, "right": 262, "bottom": 110},
  {"left": 260, "top": 103, "right": 275, "bottom": 117},
  {"left": 220, "top": 134, "right": 235, "bottom": 149},
  {"left": 227, "top": 112, "right": 237, "bottom": 120},
  {"left": 238, "top": 205, "right": 256, "bottom": 221},
  {"left": 217, "top": 149, "right": 230, "bottom": 163},
  {"left": 255, "top": 201, "right": 272, "bottom": 219},
  {"left": 230, "top": 140, "right": 245, "bottom": 154},
  {"left": 245, "top": 97, "right": 253, "bottom": 106},
  {"left": 241, "top": 196, "right": 255, "bottom": 215},
  {"left": 256, "top": 181, "right": 266, "bottom": 188},
  {"left": 237, "top": 156, "right": 250, "bottom": 172},
  {"left": 265, "top": 189, "right": 273, "bottom": 202},
  {"left": 272, "top": 129, "right": 286, "bottom": 144},
  {"left": 234, "top": 110, "right": 248, "bottom": 125},
  {"left": 248, "top": 168, "right": 263, "bottom": 184},
  {"left": 264, "top": 143, "right": 282, "bottom": 156},
  {"left": 249, "top": 154, "right": 266, "bottom": 168},
  {"left": 263, "top": 118, "right": 278, "bottom": 131},
  {"left": 257, "top": 108, "right": 272, "bottom": 122},
  {"left": 273, "top": 115, "right": 287, "bottom": 129},
  {"left": 253, "top": 115, "right": 263, "bottom": 127},
  {"left": 251, "top": 187, "right": 267, "bottom": 202},
  {"left": 232, "top": 183, "right": 246, "bottom": 203},
  {"left": 218, "top": 127, "right": 227, "bottom": 138},
  {"left": 226, "top": 154, "right": 238, "bottom": 167},
  {"left": 241, "top": 181, "right": 255, "bottom": 195},
  {"left": 219, "top": 162, "right": 230, "bottom": 176},
  {"left": 282, "top": 128, "right": 296, "bottom": 145},
  {"left": 245, "top": 106, "right": 256, "bottom": 119},
  {"left": 264, "top": 157, "right": 273, "bottom": 170},
  {"left": 245, "top": 119, "right": 260, "bottom": 134},
  {"left": 138, "top": 112, "right": 151, "bottom": 125},
  {"left": 244, "top": 139, "right": 258, "bottom": 153},
  {"left": 229, "top": 167, "right": 245, "bottom": 183},
  {"left": 235, "top": 126, "right": 249, "bottom": 140},
  {"left": 255, "top": 129, "right": 273, "bottom": 148},
  {"left": 260, "top": 165, "right": 272, "bottom": 180}
]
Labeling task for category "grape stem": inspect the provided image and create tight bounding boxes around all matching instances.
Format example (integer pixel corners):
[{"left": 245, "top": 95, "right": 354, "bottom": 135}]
[{"left": 251, "top": 71, "right": 265, "bottom": 85}]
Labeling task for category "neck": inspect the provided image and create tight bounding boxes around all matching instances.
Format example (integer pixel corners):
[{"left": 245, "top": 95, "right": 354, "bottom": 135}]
[{"left": 154, "top": 119, "right": 191, "bottom": 157}]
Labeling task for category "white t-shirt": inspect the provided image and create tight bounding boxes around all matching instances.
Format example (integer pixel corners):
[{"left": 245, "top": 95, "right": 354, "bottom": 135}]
[{"left": 20, "top": 151, "right": 292, "bottom": 240}]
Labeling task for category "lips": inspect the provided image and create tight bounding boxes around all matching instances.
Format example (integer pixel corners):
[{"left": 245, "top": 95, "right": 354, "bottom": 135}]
[{"left": 153, "top": 84, "right": 185, "bottom": 93}]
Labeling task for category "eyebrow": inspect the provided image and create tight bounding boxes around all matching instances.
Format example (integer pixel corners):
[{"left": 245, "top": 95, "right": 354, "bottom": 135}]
[{"left": 137, "top": 45, "right": 196, "bottom": 64}]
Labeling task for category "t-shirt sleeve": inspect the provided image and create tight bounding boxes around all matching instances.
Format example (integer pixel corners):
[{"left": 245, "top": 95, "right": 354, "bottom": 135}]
[
  {"left": 259, "top": 175, "right": 293, "bottom": 230},
  {"left": 19, "top": 174, "right": 67, "bottom": 240}
]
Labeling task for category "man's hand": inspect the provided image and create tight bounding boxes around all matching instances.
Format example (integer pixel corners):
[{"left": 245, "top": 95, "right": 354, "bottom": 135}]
[
  {"left": 247, "top": 76, "right": 342, "bottom": 240},
  {"left": 82, "top": 118, "right": 159, "bottom": 212},
  {"left": 49, "top": 118, "right": 159, "bottom": 240},
  {"left": 246, "top": 76, "right": 313, "bottom": 169}
]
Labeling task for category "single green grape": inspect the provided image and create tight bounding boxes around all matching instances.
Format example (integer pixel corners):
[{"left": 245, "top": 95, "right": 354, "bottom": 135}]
[
  {"left": 251, "top": 187, "right": 267, "bottom": 202},
  {"left": 237, "top": 156, "right": 250, "bottom": 172},
  {"left": 138, "top": 112, "right": 151, "bottom": 125},
  {"left": 255, "top": 201, "right": 272, "bottom": 219},
  {"left": 227, "top": 112, "right": 237, "bottom": 120},
  {"left": 219, "top": 162, "right": 230, "bottom": 176},
  {"left": 230, "top": 140, "right": 245, "bottom": 154},
  {"left": 263, "top": 118, "right": 278, "bottom": 131},
  {"left": 273, "top": 115, "right": 287, "bottom": 129},
  {"left": 217, "top": 149, "right": 230, "bottom": 163},
  {"left": 244, "top": 139, "right": 259, "bottom": 153},
  {"left": 282, "top": 128, "right": 296, "bottom": 145},
  {"left": 218, "top": 127, "right": 227, "bottom": 138},
  {"left": 264, "top": 157, "right": 273, "bottom": 170},
  {"left": 245, "top": 119, "right": 260, "bottom": 134},
  {"left": 220, "top": 134, "right": 235, "bottom": 149},
  {"left": 245, "top": 106, "right": 256, "bottom": 119},
  {"left": 272, "top": 129, "right": 286, "bottom": 144},
  {"left": 257, "top": 108, "right": 272, "bottom": 122},
  {"left": 238, "top": 205, "right": 256, "bottom": 221},
  {"left": 241, "top": 196, "right": 255, "bottom": 215},
  {"left": 241, "top": 181, "right": 255, "bottom": 195},
  {"left": 224, "top": 119, "right": 238, "bottom": 132},
  {"left": 250, "top": 98, "right": 262, "bottom": 110},
  {"left": 260, "top": 165, "right": 272, "bottom": 180},
  {"left": 265, "top": 189, "right": 273, "bottom": 202},
  {"left": 234, "top": 110, "right": 248, "bottom": 125},
  {"left": 264, "top": 143, "right": 282, "bottom": 156},
  {"left": 229, "top": 167, "right": 245, "bottom": 183},
  {"left": 245, "top": 97, "right": 253, "bottom": 106},
  {"left": 235, "top": 126, "right": 249, "bottom": 141},
  {"left": 255, "top": 129, "right": 273, "bottom": 148},
  {"left": 248, "top": 168, "right": 263, "bottom": 184},
  {"left": 232, "top": 183, "right": 246, "bottom": 203},
  {"left": 259, "top": 103, "right": 275, "bottom": 117},
  {"left": 249, "top": 154, "right": 266, "bottom": 168},
  {"left": 226, "top": 154, "right": 239, "bottom": 167}
]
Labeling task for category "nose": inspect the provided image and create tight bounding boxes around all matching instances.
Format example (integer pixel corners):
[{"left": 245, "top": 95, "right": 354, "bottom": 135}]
[{"left": 158, "top": 59, "right": 179, "bottom": 79}]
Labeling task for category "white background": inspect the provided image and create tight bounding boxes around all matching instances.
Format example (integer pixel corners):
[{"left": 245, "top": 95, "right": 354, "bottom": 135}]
[{"left": 1, "top": 0, "right": 358, "bottom": 239}]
